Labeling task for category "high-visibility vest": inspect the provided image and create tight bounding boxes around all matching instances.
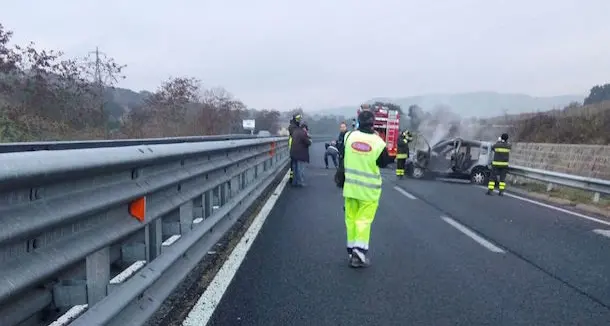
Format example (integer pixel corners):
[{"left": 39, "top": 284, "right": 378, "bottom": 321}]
[{"left": 343, "top": 130, "right": 386, "bottom": 202}]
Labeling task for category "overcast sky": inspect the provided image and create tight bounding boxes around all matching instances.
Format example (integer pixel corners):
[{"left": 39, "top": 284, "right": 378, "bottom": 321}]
[{"left": 2, "top": 0, "right": 609, "bottom": 110}]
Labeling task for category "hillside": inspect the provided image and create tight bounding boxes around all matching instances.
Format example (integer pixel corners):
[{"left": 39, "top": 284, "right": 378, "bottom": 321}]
[{"left": 313, "top": 92, "right": 584, "bottom": 118}]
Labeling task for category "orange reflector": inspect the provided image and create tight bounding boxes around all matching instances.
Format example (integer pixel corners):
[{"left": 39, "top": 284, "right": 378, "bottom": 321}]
[{"left": 129, "top": 197, "right": 146, "bottom": 222}]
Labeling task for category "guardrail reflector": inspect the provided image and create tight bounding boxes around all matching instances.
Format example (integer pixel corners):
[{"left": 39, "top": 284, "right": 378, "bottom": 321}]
[{"left": 129, "top": 197, "right": 146, "bottom": 222}]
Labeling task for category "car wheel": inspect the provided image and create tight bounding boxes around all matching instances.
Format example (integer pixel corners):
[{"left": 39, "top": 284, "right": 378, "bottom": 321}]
[
  {"left": 470, "top": 169, "right": 488, "bottom": 185},
  {"left": 411, "top": 166, "right": 425, "bottom": 179}
]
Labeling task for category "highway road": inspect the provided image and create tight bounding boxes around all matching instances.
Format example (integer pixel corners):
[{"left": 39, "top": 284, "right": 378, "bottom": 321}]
[{"left": 184, "top": 142, "right": 610, "bottom": 326}]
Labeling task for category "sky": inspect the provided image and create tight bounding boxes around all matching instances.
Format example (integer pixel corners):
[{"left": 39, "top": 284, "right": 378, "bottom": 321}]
[{"left": 2, "top": 0, "right": 610, "bottom": 111}]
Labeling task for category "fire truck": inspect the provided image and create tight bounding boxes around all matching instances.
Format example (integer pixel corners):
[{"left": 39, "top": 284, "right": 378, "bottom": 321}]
[{"left": 356, "top": 104, "right": 401, "bottom": 161}]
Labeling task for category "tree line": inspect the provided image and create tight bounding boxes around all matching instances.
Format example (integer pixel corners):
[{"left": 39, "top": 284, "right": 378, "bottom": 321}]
[{"left": 0, "top": 23, "right": 283, "bottom": 142}]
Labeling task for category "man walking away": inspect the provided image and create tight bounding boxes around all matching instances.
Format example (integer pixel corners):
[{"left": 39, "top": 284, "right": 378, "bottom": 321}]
[
  {"left": 324, "top": 140, "right": 339, "bottom": 168},
  {"left": 487, "top": 133, "right": 511, "bottom": 196},
  {"left": 290, "top": 122, "right": 311, "bottom": 187},
  {"left": 288, "top": 114, "right": 302, "bottom": 184},
  {"left": 342, "top": 110, "right": 391, "bottom": 268},
  {"left": 396, "top": 130, "right": 413, "bottom": 179}
]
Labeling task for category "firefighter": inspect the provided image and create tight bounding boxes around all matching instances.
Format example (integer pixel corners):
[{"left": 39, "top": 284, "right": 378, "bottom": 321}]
[
  {"left": 342, "top": 110, "right": 391, "bottom": 268},
  {"left": 396, "top": 130, "right": 413, "bottom": 178},
  {"left": 288, "top": 114, "right": 302, "bottom": 184},
  {"left": 487, "top": 133, "right": 511, "bottom": 196}
]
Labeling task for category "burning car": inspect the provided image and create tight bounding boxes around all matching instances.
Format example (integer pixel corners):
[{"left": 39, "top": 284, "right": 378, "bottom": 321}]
[{"left": 405, "top": 136, "right": 494, "bottom": 185}]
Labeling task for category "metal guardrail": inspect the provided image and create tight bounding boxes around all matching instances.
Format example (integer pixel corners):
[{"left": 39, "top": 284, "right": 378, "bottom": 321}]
[
  {"left": 0, "top": 134, "right": 335, "bottom": 154},
  {"left": 0, "top": 136, "right": 290, "bottom": 326},
  {"left": 0, "top": 134, "right": 264, "bottom": 153},
  {"left": 509, "top": 165, "right": 610, "bottom": 195}
]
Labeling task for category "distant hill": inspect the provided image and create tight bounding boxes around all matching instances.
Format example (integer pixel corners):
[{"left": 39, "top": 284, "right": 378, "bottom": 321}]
[{"left": 312, "top": 92, "right": 585, "bottom": 118}]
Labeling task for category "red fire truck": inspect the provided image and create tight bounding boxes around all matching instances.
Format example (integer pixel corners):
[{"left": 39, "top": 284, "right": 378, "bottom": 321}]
[{"left": 356, "top": 104, "right": 401, "bottom": 161}]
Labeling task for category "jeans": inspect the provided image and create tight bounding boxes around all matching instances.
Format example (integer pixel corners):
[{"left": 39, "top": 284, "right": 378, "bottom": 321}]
[
  {"left": 291, "top": 160, "right": 305, "bottom": 186},
  {"left": 324, "top": 152, "right": 338, "bottom": 168}
]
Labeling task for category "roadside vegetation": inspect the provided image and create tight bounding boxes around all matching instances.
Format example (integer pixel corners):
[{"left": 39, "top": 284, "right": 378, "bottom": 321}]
[{"left": 0, "top": 23, "right": 282, "bottom": 142}]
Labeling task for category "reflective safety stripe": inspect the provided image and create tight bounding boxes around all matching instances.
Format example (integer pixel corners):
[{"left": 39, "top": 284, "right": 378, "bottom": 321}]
[
  {"left": 344, "top": 168, "right": 380, "bottom": 179},
  {"left": 396, "top": 153, "right": 408, "bottom": 159},
  {"left": 494, "top": 147, "right": 510, "bottom": 153},
  {"left": 345, "top": 178, "right": 382, "bottom": 189},
  {"left": 492, "top": 161, "right": 509, "bottom": 166}
]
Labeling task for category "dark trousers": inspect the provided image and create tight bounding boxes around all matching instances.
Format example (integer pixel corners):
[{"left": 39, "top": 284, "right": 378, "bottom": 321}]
[
  {"left": 488, "top": 166, "right": 508, "bottom": 191},
  {"left": 325, "top": 152, "right": 338, "bottom": 168},
  {"left": 396, "top": 158, "right": 406, "bottom": 176}
]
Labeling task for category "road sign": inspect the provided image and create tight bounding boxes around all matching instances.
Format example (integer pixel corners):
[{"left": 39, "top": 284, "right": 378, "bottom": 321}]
[{"left": 242, "top": 119, "right": 255, "bottom": 130}]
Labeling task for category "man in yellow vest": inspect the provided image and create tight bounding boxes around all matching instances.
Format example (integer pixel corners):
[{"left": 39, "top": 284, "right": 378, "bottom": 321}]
[{"left": 342, "top": 110, "right": 391, "bottom": 268}]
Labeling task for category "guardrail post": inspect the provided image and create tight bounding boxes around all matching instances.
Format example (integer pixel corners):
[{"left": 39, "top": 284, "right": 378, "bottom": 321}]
[
  {"left": 146, "top": 219, "right": 163, "bottom": 261},
  {"left": 193, "top": 195, "right": 203, "bottom": 219},
  {"left": 86, "top": 246, "right": 110, "bottom": 305},
  {"left": 220, "top": 182, "right": 229, "bottom": 205},
  {"left": 180, "top": 201, "right": 194, "bottom": 234},
  {"left": 203, "top": 191, "right": 213, "bottom": 218}
]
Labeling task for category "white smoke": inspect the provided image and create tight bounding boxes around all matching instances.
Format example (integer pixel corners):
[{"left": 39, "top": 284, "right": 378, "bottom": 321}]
[{"left": 407, "top": 105, "right": 501, "bottom": 148}]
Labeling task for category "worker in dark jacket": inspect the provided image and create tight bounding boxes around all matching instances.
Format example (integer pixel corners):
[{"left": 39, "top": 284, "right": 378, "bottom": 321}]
[
  {"left": 290, "top": 123, "right": 311, "bottom": 187},
  {"left": 336, "top": 122, "right": 348, "bottom": 158},
  {"left": 288, "top": 114, "right": 302, "bottom": 184},
  {"left": 396, "top": 130, "right": 413, "bottom": 179},
  {"left": 487, "top": 133, "right": 511, "bottom": 196}
]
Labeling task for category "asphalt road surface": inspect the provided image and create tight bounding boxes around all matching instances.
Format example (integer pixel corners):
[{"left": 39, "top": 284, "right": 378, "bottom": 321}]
[{"left": 199, "top": 142, "right": 610, "bottom": 326}]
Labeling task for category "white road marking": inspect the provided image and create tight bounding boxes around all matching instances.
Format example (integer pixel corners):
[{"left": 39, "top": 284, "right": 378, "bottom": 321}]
[
  {"left": 477, "top": 186, "right": 610, "bottom": 227},
  {"left": 162, "top": 234, "right": 181, "bottom": 247},
  {"left": 109, "top": 260, "right": 147, "bottom": 284},
  {"left": 394, "top": 186, "right": 417, "bottom": 200},
  {"left": 182, "top": 171, "right": 290, "bottom": 326},
  {"left": 441, "top": 216, "right": 506, "bottom": 253},
  {"left": 49, "top": 304, "right": 88, "bottom": 326},
  {"left": 593, "top": 229, "right": 610, "bottom": 238}
]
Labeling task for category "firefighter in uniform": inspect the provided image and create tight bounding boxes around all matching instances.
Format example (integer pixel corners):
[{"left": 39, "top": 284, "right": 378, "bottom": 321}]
[
  {"left": 342, "top": 110, "right": 391, "bottom": 268},
  {"left": 288, "top": 114, "right": 302, "bottom": 184},
  {"left": 396, "top": 130, "right": 413, "bottom": 178},
  {"left": 487, "top": 133, "right": 511, "bottom": 196}
]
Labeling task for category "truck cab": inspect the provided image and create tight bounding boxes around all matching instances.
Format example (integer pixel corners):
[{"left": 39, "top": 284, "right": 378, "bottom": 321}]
[{"left": 356, "top": 105, "right": 400, "bottom": 161}]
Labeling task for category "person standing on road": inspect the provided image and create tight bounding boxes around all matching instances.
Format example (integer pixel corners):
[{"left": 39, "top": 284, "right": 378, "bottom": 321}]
[
  {"left": 342, "top": 110, "right": 391, "bottom": 268},
  {"left": 290, "top": 121, "right": 311, "bottom": 187},
  {"left": 288, "top": 114, "right": 302, "bottom": 184},
  {"left": 487, "top": 133, "right": 511, "bottom": 196},
  {"left": 336, "top": 122, "right": 348, "bottom": 155},
  {"left": 395, "top": 130, "right": 413, "bottom": 179}
]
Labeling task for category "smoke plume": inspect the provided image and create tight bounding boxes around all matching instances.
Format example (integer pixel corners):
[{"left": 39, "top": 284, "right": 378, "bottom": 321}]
[{"left": 406, "top": 104, "right": 502, "bottom": 148}]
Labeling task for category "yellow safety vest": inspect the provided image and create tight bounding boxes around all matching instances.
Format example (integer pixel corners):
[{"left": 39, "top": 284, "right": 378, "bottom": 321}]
[{"left": 343, "top": 131, "right": 386, "bottom": 202}]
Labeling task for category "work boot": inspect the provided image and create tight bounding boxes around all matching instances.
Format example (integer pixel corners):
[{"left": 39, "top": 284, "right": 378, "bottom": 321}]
[
  {"left": 350, "top": 248, "right": 370, "bottom": 268},
  {"left": 486, "top": 190, "right": 493, "bottom": 196},
  {"left": 498, "top": 191, "right": 504, "bottom": 196}
]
